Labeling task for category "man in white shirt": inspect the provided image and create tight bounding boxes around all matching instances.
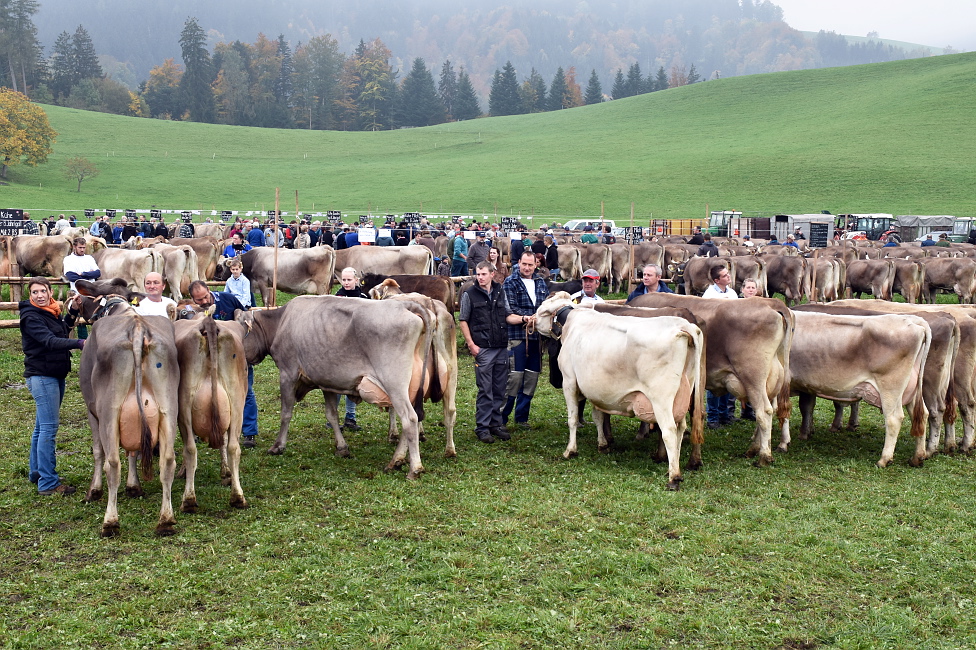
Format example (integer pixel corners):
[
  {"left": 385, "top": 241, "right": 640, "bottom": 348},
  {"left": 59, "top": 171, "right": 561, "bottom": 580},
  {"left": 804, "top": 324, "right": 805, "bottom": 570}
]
[
  {"left": 62, "top": 237, "right": 101, "bottom": 338},
  {"left": 133, "top": 272, "right": 177, "bottom": 318},
  {"left": 571, "top": 269, "right": 605, "bottom": 304},
  {"left": 702, "top": 264, "right": 737, "bottom": 426},
  {"left": 701, "top": 265, "right": 738, "bottom": 300}
]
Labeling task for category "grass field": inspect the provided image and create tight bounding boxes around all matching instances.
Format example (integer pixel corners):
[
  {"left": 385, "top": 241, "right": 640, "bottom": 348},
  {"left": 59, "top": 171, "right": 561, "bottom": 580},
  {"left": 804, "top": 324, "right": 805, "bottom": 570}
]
[
  {"left": 2, "top": 288, "right": 976, "bottom": 648},
  {"left": 3, "top": 52, "right": 976, "bottom": 221}
]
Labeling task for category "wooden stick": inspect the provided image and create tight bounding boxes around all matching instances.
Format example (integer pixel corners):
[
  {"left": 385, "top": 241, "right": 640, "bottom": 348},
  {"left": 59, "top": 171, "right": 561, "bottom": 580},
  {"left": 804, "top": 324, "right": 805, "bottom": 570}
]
[
  {"left": 272, "top": 188, "right": 280, "bottom": 308},
  {"left": 628, "top": 202, "right": 635, "bottom": 296}
]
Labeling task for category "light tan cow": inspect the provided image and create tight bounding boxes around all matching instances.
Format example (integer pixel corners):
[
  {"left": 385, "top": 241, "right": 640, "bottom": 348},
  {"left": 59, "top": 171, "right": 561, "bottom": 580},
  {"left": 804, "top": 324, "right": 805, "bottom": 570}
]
[
  {"left": 567, "top": 243, "right": 613, "bottom": 285},
  {"left": 916, "top": 257, "right": 976, "bottom": 303},
  {"left": 846, "top": 259, "right": 896, "bottom": 300},
  {"left": 241, "top": 246, "right": 336, "bottom": 305},
  {"left": 167, "top": 237, "right": 221, "bottom": 280},
  {"left": 152, "top": 243, "right": 200, "bottom": 301},
  {"left": 335, "top": 245, "right": 434, "bottom": 277}
]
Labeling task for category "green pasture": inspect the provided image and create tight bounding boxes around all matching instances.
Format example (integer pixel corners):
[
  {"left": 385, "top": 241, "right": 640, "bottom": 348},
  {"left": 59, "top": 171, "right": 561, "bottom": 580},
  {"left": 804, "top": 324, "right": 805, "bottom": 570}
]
[
  {"left": 2, "top": 287, "right": 976, "bottom": 648},
  {"left": 3, "top": 52, "right": 975, "bottom": 221}
]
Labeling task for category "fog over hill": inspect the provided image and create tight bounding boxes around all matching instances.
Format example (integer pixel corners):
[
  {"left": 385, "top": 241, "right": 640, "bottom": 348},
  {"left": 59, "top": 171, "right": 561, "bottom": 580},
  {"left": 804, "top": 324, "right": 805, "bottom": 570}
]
[{"left": 33, "top": 0, "right": 945, "bottom": 94}]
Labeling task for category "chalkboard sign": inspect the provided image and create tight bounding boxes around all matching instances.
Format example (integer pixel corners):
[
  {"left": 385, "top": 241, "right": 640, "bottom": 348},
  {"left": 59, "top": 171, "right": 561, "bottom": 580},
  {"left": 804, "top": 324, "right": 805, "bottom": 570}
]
[
  {"left": 84, "top": 208, "right": 95, "bottom": 218},
  {"left": 809, "top": 222, "right": 829, "bottom": 249},
  {"left": 180, "top": 211, "right": 193, "bottom": 223},
  {"left": 501, "top": 217, "right": 519, "bottom": 231},
  {"left": 125, "top": 209, "right": 136, "bottom": 219},
  {"left": 0, "top": 209, "right": 25, "bottom": 236},
  {"left": 384, "top": 215, "right": 397, "bottom": 226},
  {"left": 357, "top": 215, "right": 371, "bottom": 225},
  {"left": 220, "top": 210, "right": 233, "bottom": 219},
  {"left": 403, "top": 212, "right": 421, "bottom": 225},
  {"left": 150, "top": 209, "right": 162, "bottom": 220},
  {"left": 451, "top": 215, "right": 464, "bottom": 224},
  {"left": 326, "top": 210, "right": 342, "bottom": 224},
  {"left": 106, "top": 209, "right": 116, "bottom": 218},
  {"left": 623, "top": 227, "right": 644, "bottom": 245}
]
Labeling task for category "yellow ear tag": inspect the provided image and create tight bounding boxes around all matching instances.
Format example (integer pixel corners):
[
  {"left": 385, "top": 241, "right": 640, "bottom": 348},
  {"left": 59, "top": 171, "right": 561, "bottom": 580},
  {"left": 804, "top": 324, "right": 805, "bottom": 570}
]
[{"left": 205, "top": 305, "right": 217, "bottom": 318}]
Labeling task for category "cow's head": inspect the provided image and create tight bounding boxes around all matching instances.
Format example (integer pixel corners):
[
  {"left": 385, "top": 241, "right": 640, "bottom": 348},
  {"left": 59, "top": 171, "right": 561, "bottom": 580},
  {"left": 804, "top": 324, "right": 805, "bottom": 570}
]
[
  {"left": 234, "top": 307, "right": 284, "bottom": 365},
  {"left": 75, "top": 278, "right": 146, "bottom": 322},
  {"left": 368, "top": 278, "right": 402, "bottom": 300},
  {"left": 533, "top": 292, "right": 574, "bottom": 339}
]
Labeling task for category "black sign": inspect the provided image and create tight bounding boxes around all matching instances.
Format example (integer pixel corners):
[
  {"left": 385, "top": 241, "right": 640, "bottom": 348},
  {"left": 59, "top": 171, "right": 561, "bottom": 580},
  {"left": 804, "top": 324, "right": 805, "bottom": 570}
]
[
  {"left": 267, "top": 210, "right": 280, "bottom": 221},
  {"left": 359, "top": 215, "right": 371, "bottom": 225},
  {"left": 451, "top": 215, "right": 464, "bottom": 224},
  {"left": 125, "top": 209, "right": 136, "bottom": 219},
  {"left": 326, "top": 210, "right": 342, "bottom": 224},
  {"left": 220, "top": 210, "right": 233, "bottom": 219},
  {"left": 809, "top": 222, "right": 829, "bottom": 249},
  {"left": 623, "top": 227, "right": 644, "bottom": 245},
  {"left": 403, "top": 212, "right": 421, "bottom": 225},
  {"left": 84, "top": 208, "right": 95, "bottom": 218},
  {"left": 501, "top": 217, "right": 519, "bottom": 231},
  {"left": 106, "top": 209, "right": 116, "bottom": 218},
  {"left": 150, "top": 209, "right": 162, "bottom": 220},
  {"left": 0, "top": 209, "right": 25, "bottom": 236},
  {"left": 384, "top": 215, "right": 397, "bottom": 226},
  {"left": 181, "top": 211, "right": 193, "bottom": 223}
]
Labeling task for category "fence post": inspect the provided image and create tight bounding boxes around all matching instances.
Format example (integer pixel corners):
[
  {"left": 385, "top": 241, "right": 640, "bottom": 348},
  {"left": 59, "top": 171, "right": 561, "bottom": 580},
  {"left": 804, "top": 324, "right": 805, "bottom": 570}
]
[{"left": 9, "top": 264, "right": 21, "bottom": 302}]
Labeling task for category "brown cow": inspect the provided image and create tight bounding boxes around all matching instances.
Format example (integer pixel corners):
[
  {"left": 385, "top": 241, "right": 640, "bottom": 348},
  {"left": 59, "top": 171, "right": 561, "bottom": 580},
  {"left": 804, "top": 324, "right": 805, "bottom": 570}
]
[
  {"left": 167, "top": 237, "right": 221, "bottom": 281},
  {"left": 630, "top": 242, "right": 665, "bottom": 281},
  {"left": 173, "top": 316, "right": 249, "bottom": 512},
  {"left": 241, "top": 246, "right": 336, "bottom": 305},
  {"left": 916, "top": 257, "right": 976, "bottom": 303},
  {"left": 630, "top": 293, "right": 793, "bottom": 466},
  {"left": 759, "top": 254, "right": 807, "bottom": 305},
  {"left": 360, "top": 273, "right": 456, "bottom": 311},
  {"left": 845, "top": 259, "right": 896, "bottom": 300},
  {"left": 335, "top": 245, "right": 434, "bottom": 277},
  {"left": 680, "top": 257, "right": 734, "bottom": 296},
  {"left": 889, "top": 258, "right": 926, "bottom": 304},
  {"left": 555, "top": 245, "right": 583, "bottom": 280},
  {"left": 93, "top": 248, "right": 164, "bottom": 293},
  {"left": 568, "top": 243, "right": 613, "bottom": 286},
  {"left": 152, "top": 243, "right": 200, "bottom": 301},
  {"left": 608, "top": 243, "right": 631, "bottom": 293}
]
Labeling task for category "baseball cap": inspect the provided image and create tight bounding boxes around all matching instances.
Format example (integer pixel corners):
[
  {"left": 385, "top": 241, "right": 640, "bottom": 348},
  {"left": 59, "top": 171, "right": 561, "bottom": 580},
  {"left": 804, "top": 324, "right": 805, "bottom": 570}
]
[
  {"left": 477, "top": 231, "right": 486, "bottom": 237},
  {"left": 582, "top": 268, "right": 600, "bottom": 279}
]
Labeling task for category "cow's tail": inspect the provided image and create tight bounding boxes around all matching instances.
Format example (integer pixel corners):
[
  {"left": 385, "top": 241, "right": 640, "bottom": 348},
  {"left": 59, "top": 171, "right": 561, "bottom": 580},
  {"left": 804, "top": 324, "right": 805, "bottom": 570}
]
[
  {"left": 909, "top": 322, "right": 931, "bottom": 439},
  {"left": 689, "top": 326, "right": 706, "bottom": 448},
  {"left": 204, "top": 317, "right": 225, "bottom": 450},
  {"left": 775, "top": 308, "right": 795, "bottom": 427},
  {"left": 133, "top": 318, "right": 155, "bottom": 482},
  {"left": 425, "top": 248, "right": 435, "bottom": 275},
  {"left": 406, "top": 303, "right": 435, "bottom": 422},
  {"left": 944, "top": 375, "right": 958, "bottom": 426}
]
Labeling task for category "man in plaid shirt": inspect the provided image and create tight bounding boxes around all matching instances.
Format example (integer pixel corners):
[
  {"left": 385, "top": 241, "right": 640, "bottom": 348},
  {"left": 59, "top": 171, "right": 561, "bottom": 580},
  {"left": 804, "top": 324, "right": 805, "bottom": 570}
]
[{"left": 502, "top": 251, "right": 550, "bottom": 428}]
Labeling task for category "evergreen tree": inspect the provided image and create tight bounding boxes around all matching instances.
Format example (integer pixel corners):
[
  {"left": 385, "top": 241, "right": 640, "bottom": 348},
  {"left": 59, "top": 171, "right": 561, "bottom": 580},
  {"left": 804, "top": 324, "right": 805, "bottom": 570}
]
[
  {"left": 610, "top": 69, "right": 627, "bottom": 99},
  {"left": 547, "top": 67, "right": 568, "bottom": 111},
  {"left": 267, "top": 34, "right": 294, "bottom": 128},
  {"left": 345, "top": 38, "right": 396, "bottom": 131},
  {"left": 178, "top": 17, "right": 216, "bottom": 122},
  {"left": 625, "top": 63, "right": 643, "bottom": 96},
  {"left": 522, "top": 67, "right": 546, "bottom": 113},
  {"left": 141, "top": 58, "right": 182, "bottom": 118},
  {"left": 398, "top": 57, "right": 446, "bottom": 127},
  {"left": 49, "top": 31, "right": 74, "bottom": 100},
  {"left": 1, "top": 0, "right": 44, "bottom": 94},
  {"left": 438, "top": 59, "right": 457, "bottom": 119},
  {"left": 488, "top": 61, "right": 521, "bottom": 116},
  {"left": 687, "top": 63, "right": 701, "bottom": 84},
  {"left": 452, "top": 68, "right": 480, "bottom": 120},
  {"left": 584, "top": 69, "right": 603, "bottom": 105},
  {"left": 213, "top": 46, "right": 250, "bottom": 125},
  {"left": 71, "top": 25, "right": 102, "bottom": 81},
  {"left": 290, "top": 34, "right": 343, "bottom": 130},
  {"left": 654, "top": 66, "right": 669, "bottom": 92}
]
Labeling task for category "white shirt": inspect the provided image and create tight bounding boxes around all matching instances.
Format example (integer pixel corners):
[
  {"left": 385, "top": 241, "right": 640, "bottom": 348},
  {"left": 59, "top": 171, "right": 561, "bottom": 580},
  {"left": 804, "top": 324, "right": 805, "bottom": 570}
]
[
  {"left": 570, "top": 290, "right": 604, "bottom": 304},
  {"left": 134, "top": 296, "right": 176, "bottom": 317},
  {"left": 225, "top": 274, "right": 252, "bottom": 308},
  {"left": 62, "top": 253, "right": 100, "bottom": 291},
  {"left": 702, "top": 284, "right": 738, "bottom": 299},
  {"left": 521, "top": 277, "right": 537, "bottom": 305}
]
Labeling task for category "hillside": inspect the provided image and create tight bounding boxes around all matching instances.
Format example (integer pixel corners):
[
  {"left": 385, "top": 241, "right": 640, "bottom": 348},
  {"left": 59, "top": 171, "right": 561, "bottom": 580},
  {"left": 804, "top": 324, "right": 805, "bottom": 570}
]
[{"left": 5, "top": 52, "right": 975, "bottom": 221}]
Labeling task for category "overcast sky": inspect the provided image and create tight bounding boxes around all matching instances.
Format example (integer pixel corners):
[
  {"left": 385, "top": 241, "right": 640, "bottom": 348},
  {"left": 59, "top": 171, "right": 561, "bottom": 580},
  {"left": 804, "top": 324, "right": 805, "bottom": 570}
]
[{"left": 773, "top": 0, "right": 976, "bottom": 50}]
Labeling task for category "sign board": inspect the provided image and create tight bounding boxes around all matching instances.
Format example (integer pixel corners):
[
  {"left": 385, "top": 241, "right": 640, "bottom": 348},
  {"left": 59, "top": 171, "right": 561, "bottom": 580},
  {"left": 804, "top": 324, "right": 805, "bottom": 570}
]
[
  {"left": 180, "top": 211, "right": 193, "bottom": 223},
  {"left": 358, "top": 215, "right": 371, "bottom": 225},
  {"left": 501, "top": 217, "right": 519, "bottom": 231},
  {"left": 809, "top": 222, "right": 830, "bottom": 249},
  {"left": 384, "top": 215, "right": 397, "bottom": 226},
  {"left": 150, "top": 209, "right": 162, "bottom": 220},
  {"left": 403, "top": 212, "right": 421, "bottom": 225},
  {"left": 220, "top": 210, "right": 233, "bottom": 220},
  {"left": 84, "top": 208, "right": 95, "bottom": 218},
  {"left": 106, "top": 209, "right": 116, "bottom": 218},
  {"left": 326, "top": 210, "right": 342, "bottom": 224},
  {"left": 125, "top": 209, "right": 136, "bottom": 219},
  {"left": 0, "top": 208, "right": 25, "bottom": 236},
  {"left": 358, "top": 227, "right": 377, "bottom": 244},
  {"left": 378, "top": 228, "right": 392, "bottom": 239},
  {"left": 451, "top": 215, "right": 464, "bottom": 224},
  {"left": 624, "top": 227, "right": 644, "bottom": 245}
]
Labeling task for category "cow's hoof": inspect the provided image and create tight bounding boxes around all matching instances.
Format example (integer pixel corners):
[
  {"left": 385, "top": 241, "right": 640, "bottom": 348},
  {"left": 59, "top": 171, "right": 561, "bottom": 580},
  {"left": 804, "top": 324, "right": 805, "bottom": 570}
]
[
  {"left": 335, "top": 446, "right": 351, "bottom": 458},
  {"left": 155, "top": 523, "right": 177, "bottom": 537},
  {"left": 604, "top": 433, "right": 615, "bottom": 445},
  {"left": 846, "top": 424, "right": 859, "bottom": 432},
  {"left": 597, "top": 444, "right": 611, "bottom": 454},
  {"left": 666, "top": 478, "right": 683, "bottom": 491},
  {"left": 444, "top": 449, "right": 458, "bottom": 459},
  {"left": 406, "top": 468, "right": 424, "bottom": 480},
  {"left": 753, "top": 454, "right": 773, "bottom": 468},
  {"left": 101, "top": 522, "right": 120, "bottom": 538},
  {"left": 829, "top": 425, "right": 841, "bottom": 433},
  {"left": 221, "top": 476, "right": 232, "bottom": 487},
  {"left": 562, "top": 450, "right": 578, "bottom": 460},
  {"left": 776, "top": 443, "right": 789, "bottom": 453},
  {"left": 125, "top": 486, "right": 145, "bottom": 499},
  {"left": 267, "top": 446, "right": 285, "bottom": 456},
  {"left": 418, "top": 432, "right": 427, "bottom": 442},
  {"left": 743, "top": 447, "right": 759, "bottom": 459},
  {"left": 181, "top": 498, "right": 198, "bottom": 513},
  {"left": 685, "top": 458, "right": 703, "bottom": 472},
  {"left": 84, "top": 489, "right": 102, "bottom": 503},
  {"left": 876, "top": 458, "right": 892, "bottom": 468},
  {"left": 387, "top": 435, "right": 399, "bottom": 444},
  {"left": 230, "top": 495, "right": 249, "bottom": 509},
  {"left": 909, "top": 456, "right": 924, "bottom": 468}
]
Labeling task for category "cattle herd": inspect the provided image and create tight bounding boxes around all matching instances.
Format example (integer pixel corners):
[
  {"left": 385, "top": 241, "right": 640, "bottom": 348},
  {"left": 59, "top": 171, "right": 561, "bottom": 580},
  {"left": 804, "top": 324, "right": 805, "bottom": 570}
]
[{"left": 7, "top": 225, "right": 976, "bottom": 537}]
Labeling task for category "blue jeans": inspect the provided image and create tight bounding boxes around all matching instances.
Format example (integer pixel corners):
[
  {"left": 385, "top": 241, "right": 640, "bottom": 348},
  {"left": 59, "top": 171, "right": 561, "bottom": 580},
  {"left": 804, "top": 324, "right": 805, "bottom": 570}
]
[
  {"left": 243, "top": 365, "right": 258, "bottom": 436},
  {"left": 27, "top": 375, "right": 66, "bottom": 492},
  {"left": 706, "top": 391, "right": 734, "bottom": 425},
  {"left": 344, "top": 396, "right": 356, "bottom": 420},
  {"left": 451, "top": 259, "right": 468, "bottom": 277},
  {"left": 503, "top": 338, "right": 542, "bottom": 425}
]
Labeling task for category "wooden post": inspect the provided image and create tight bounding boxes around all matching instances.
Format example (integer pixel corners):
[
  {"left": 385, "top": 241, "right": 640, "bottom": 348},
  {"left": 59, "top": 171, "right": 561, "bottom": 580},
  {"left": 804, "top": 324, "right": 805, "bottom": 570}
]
[
  {"left": 272, "top": 188, "right": 280, "bottom": 308},
  {"left": 9, "top": 264, "right": 21, "bottom": 302},
  {"left": 628, "top": 203, "right": 635, "bottom": 296}
]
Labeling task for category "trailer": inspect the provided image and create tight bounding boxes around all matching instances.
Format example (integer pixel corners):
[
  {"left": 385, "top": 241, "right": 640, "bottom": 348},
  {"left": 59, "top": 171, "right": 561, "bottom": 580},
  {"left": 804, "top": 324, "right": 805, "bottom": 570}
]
[
  {"left": 895, "top": 215, "right": 957, "bottom": 242},
  {"left": 770, "top": 214, "right": 835, "bottom": 246}
]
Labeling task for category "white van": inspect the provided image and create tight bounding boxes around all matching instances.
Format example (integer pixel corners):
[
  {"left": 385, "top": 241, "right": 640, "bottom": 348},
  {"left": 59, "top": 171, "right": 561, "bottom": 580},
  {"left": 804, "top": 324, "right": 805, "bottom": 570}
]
[{"left": 564, "top": 219, "right": 617, "bottom": 232}]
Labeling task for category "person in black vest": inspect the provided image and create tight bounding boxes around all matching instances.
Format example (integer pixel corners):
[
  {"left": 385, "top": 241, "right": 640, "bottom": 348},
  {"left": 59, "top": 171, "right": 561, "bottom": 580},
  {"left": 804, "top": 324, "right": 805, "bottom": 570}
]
[{"left": 459, "top": 261, "right": 523, "bottom": 444}]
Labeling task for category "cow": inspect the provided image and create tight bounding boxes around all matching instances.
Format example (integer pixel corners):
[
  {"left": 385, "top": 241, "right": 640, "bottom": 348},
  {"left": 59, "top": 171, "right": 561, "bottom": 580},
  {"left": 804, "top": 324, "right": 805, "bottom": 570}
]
[
  {"left": 367, "top": 280, "right": 458, "bottom": 458},
  {"left": 889, "top": 259, "right": 926, "bottom": 304},
  {"left": 568, "top": 243, "right": 613, "bottom": 286},
  {"left": 235, "top": 295, "right": 434, "bottom": 478},
  {"left": 608, "top": 243, "right": 631, "bottom": 292},
  {"left": 334, "top": 245, "right": 435, "bottom": 277},
  {"left": 630, "top": 293, "right": 793, "bottom": 466},
  {"left": 555, "top": 245, "right": 583, "bottom": 280},
  {"left": 173, "top": 316, "right": 249, "bottom": 512},
  {"left": 360, "top": 273, "right": 456, "bottom": 311},
  {"left": 845, "top": 259, "right": 896, "bottom": 300},
  {"left": 794, "top": 303, "right": 957, "bottom": 459},
  {"left": 729, "top": 255, "right": 767, "bottom": 297},
  {"left": 167, "top": 237, "right": 221, "bottom": 281},
  {"left": 781, "top": 311, "right": 930, "bottom": 467},
  {"left": 10, "top": 234, "right": 72, "bottom": 278},
  {"left": 916, "top": 257, "right": 976, "bottom": 303},
  {"left": 151, "top": 243, "right": 200, "bottom": 301},
  {"left": 241, "top": 246, "right": 336, "bottom": 305},
  {"left": 92, "top": 248, "right": 164, "bottom": 293},
  {"left": 680, "top": 257, "right": 733, "bottom": 296},
  {"left": 806, "top": 257, "right": 842, "bottom": 303},
  {"left": 193, "top": 223, "right": 233, "bottom": 240},
  {"left": 629, "top": 243, "right": 665, "bottom": 282},
  {"left": 534, "top": 294, "right": 705, "bottom": 490},
  {"left": 760, "top": 254, "right": 807, "bottom": 305},
  {"left": 75, "top": 281, "right": 180, "bottom": 537}
]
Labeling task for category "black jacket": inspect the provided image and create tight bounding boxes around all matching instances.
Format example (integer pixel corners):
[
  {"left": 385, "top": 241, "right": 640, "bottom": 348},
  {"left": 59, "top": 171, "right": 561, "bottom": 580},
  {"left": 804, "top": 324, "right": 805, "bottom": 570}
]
[
  {"left": 463, "top": 282, "right": 509, "bottom": 349},
  {"left": 19, "top": 302, "right": 82, "bottom": 379}
]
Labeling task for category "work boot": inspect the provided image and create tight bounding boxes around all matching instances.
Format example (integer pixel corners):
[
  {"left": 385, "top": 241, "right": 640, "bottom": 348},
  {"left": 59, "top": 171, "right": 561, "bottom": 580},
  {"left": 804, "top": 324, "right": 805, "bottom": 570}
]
[
  {"left": 342, "top": 418, "right": 361, "bottom": 431},
  {"left": 242, "top": 435, "right": 256, "bottom": 449},
  {"left": 476, "top": 430, "right": 495, "bottom": 444},
  {"left": 38, "top": 483, "right": 76, "bottom": 496},
  {"left": 490, "top": 426, "right": 511, "bottom": 441}
]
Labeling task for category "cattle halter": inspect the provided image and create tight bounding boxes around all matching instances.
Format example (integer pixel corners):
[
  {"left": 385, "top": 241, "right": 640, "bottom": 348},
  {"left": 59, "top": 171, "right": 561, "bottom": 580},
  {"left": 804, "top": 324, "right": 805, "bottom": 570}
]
[{"left": 549, "top": 305, "right": 575, "bottom": 340}]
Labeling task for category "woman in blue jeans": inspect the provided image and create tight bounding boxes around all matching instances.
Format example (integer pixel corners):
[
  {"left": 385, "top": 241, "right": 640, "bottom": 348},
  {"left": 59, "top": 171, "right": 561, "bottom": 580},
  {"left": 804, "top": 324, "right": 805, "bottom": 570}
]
[{"left": 19, "top": 278, "right": 85, "bottom": 496}]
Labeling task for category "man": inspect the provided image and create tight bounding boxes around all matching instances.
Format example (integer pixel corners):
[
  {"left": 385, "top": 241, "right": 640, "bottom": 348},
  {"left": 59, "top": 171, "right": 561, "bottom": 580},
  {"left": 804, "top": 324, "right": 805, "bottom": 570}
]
[
  {"left": 97, "top": 215, "right": 113, "bottom": 241},
  {"left": 571, "top": 269, "right": 605, "bottom": 304},
  {"left": 687, "top": 226, "right": 705, "bottom": 246},
  {"left": 783, "top": 234, "right": 799, "bottom": 249},
  {"left": 451, "top": 230, "right": 469, "bottom": 277},
  {"left": 178, "top": 218, "right": 195, "bottom": 239},
  {"left": 152, "top": 218, "right": 169, "bottom": 239},
  {"left": 133, "top": 272, "right": 177, "bottom": 318},
  {"left": 580, "top": 225, "right": 598, "bottom": 244},
  {"left": 246, "top": 221, "right": 266, "bottom": 247},
  {"left": 626, "top": 264, "right": 673, "bottom": 302},
  {"left": 333, "top": 267, "right": 369, "bottom": 431},
  {"left": 189, "top": 280, "right": 259, "bottom": 448},
  {"left": 701, "top": 265, "right": 737, "bottom": 427},
  {"left": 459, "top": 261, "right": 523, "bottom": 444},
  {"left": 467, "top": 231, "right": 490, "bottom": 274},
  {"left": 697, "top": 232, "right": 720, "bottom": 257},
  {"left": 320, "top": 224, "right": 335, "bottom": 248},
  {"left": 502, "top": 251, "right": 549, "bottom": 428},
  {"left": 742, "top": 234, "right": 755, "bottom": 247},
  {"left": 307, "top": 221, "right": 323, "bottom": 247},
  {"left": 62, "top": 237, "right": 101, "bottom": 339},
  {"left": 936, "top": 233, "right": 952, "bottom": 248},
  {"left": 264, "top": 220, "right": 284, "bottom": 248},
  {"left": 921, "top": 234, "right": 936, "bottom": 247},
  {"left": 222, "top": 232, "right": 252, "bottom": 258},
  {"left": 882, "top": 235, "right": 900, "bottom": 248},
  {"left": 53, "top": 214, "right": 71, "bottom": 235}
]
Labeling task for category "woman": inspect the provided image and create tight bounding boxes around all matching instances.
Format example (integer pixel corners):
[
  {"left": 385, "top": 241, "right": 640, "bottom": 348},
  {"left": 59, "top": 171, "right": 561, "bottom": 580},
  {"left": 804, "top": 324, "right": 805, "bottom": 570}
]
[
  {"left": 20, "top": 278, "right": 84, "bottom": 496},
  {"left": 487, "top": 246, "right": 509, "bottom": 284}
]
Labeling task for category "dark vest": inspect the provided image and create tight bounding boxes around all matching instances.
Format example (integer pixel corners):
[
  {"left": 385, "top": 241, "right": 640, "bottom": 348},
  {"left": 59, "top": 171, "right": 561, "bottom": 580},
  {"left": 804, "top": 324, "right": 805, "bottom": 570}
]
[{"left": 465, "top": 283, "right": 508, "bottom": 349}]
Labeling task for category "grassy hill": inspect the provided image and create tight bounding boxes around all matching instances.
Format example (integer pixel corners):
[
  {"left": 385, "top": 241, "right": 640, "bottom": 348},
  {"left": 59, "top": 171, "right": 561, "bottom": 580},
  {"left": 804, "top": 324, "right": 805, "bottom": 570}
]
[{"left": 5, "top": 52, "right": 975, "bottom": 222}]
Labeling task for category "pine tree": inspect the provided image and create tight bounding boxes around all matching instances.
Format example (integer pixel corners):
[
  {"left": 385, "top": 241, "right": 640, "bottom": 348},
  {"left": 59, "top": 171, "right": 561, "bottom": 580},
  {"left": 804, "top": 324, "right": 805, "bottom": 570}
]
[
  {"left": 178, "top": 17, "right": 216, "bottom": 122},
  {"left": 625, "top": 63, "right": 643, "bottom": 96},
  {"left": 584, "top": 69, "right": 603, "bottom": 105},
  {"left": 488, "top": 61, "right": 521, "bottom": 116},
  {"left": 267, "top": 34, "right": 294, "bottom": 128},
  {"left": 49, "top": 31, "right": 75, "bottom": 100},
  {"left": 71, "top": 25, "right": 102, "bottom": 81},
  {"left": 654, "top": 66, "right": 669, "bottom": 92},
  {"left": 547, "top": 67, "right": 567, "bottom": 111},
  {"left": 1, "top": 0, "right": 44, "bottom": 94},
  {"left": 687, "top": 63, "right": 701, "bottom": 84},
  {"left": 398, "top": 57, "right": 446, "bottom": 127},
  {"left": 610, "top": 69, "right": 627, "bottom": 99},
  {"left": 290, "top": 34, "right": 343, "bottom": 130},
  {"left": 564, "top": 67, "right": 583, "bottom": 108},
  {"left": 438, "top": 59, "right": 457, "bottom": 119},
  {"left": 452, "top": 68, "right": 480, "bottom": 120}
]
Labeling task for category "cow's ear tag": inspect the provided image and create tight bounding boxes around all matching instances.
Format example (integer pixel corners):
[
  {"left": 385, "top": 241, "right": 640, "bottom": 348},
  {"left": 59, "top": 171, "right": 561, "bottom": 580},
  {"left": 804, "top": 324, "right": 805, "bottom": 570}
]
[
  {"left": 99, "top": 298, "right": 107, "bottom": 307},
  {"left": 205, "top": 305, "right": 216, "bottom": 317}
]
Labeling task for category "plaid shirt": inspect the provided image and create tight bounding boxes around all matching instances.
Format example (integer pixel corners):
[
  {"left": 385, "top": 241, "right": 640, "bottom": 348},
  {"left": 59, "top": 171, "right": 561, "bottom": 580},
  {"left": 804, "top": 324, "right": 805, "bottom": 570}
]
[{"left": 503, "top": 270, "right": 549, "bottom": 341}]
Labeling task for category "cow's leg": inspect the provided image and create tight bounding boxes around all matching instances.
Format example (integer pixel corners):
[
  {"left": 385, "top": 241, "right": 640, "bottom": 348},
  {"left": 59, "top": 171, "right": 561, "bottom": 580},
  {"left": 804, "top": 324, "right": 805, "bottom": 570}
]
[
  {"left": 595, "top": 410, "right": 612, "bottom": 453},
  {"left": 876, "top": 395, "right": 906, "bottom": 468},
  {"left": 321, "top": 391, "right": 349, "bottom": 457},
  {"left": 957, "top": 400, "right": 976, "bottom": 454},
  {"left": 925, "top": 395, "right": 945, "bottom": 458},
  {"left": 387, "top": 409, "right": 400, "bottom": 444},
  {"left": 744, "top": 392, "right": 774, "bottom": 467},
  {"left": 178, "top": 409, "right": 198, "bottom": 513},
  {"left": 562, "top": 385, "right": 581, "bottom": 459},
  {"left": 386, "top": 402, "right": 424, "bottom": 479},
  {"left": 830, "top": 401, "right": 845, "bottom": 432},
  {"left": 797, "top": 393, "right": 816, "bottom": 442},
  {"left": 267, "top": 377, "right": 301, "bottom": 455},
  {"left": 155, "top": 414, "right": 178, "bottom": 536},
  {"left": 655, "top": 410, "right": 684, "bottom": 491},
  {"left": 84, "top": 414, "right": 105, "bottom": 503},
  {"left": 226, "top": 402, "right": 247, "bottom": 509},
  {"left": 441, "top": 366, "right": 458, "bottom": 459},
  {"left": 125, "top": 451, "right": 144, "bottom": 498},
  {"left": 100, "top": 422, "right": 123, "bottom": 537},
  {"left": 847, "top": 401, "right": 860, "bottom": 430}
]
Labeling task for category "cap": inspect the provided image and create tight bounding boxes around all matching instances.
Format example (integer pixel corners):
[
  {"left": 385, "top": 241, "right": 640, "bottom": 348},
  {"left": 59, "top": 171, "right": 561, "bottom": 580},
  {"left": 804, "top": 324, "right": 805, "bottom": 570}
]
[
  {"left": 477, "top": 231, "right": 486, "bottom": 237},
  {"left": 583, "top": 225, "right": 593, "bottom": 231},
  {"left": 582, "top": 268, "right": 600, "bottom": 279},
  {"left": 743, "top": 234, "right": 751, "bottom": 239}
]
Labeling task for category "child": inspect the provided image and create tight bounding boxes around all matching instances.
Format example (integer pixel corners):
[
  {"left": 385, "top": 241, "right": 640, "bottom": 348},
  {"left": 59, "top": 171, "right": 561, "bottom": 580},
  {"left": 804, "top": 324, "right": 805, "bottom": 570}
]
[{"left": 224, "top": 259, "right": 252, "bottom": 308}]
